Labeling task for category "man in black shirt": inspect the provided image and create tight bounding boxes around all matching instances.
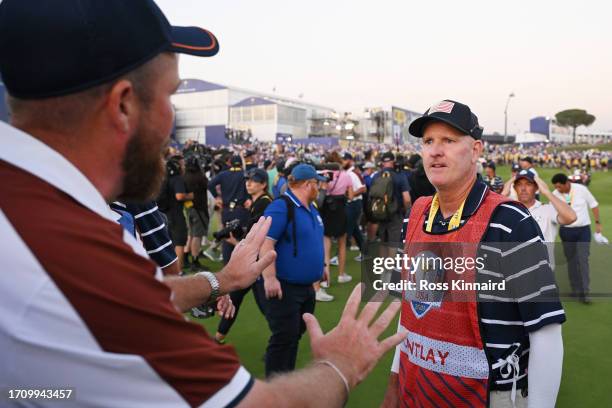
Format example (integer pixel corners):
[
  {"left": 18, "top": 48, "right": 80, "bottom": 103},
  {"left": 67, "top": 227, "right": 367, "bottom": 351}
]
[
  {"left": 215, "top": 168, "right": 271, "bottom": 343},
  {"left": 160, "top": 155, "right": 193, "bottom": 270},
  {"left": 208, "top": 155, "right": 249, "bottom": 264},
  {"left": 183, "top": 156, "right": 209, "bottom": 272}
]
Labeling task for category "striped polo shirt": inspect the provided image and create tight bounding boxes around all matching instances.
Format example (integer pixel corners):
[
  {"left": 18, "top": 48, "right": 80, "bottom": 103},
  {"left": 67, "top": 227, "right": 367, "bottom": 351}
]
[
  {"left": 0, "top": 122, "right": 252, "bottom": 407},
  {"left": 393, "top": 176, "right": 566, "bottom": 392},
  {"left": 111, "top": 201, "right": 177, "bottom": 269}
]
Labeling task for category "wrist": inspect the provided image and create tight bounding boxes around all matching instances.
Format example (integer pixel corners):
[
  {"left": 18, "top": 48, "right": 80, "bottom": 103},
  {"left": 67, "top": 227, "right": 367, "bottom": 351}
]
[
  {"left": 315, "top": 360, "right": 351, "bottom": 403},
  {"left": 196, "top": 271, "right": 221, "bottom": 301},
  {"left": 213, "top": 270, "right": 234, "bottom": 294},
  {"left": 318, "top": 356, "right": 358, "bottom": 389}
]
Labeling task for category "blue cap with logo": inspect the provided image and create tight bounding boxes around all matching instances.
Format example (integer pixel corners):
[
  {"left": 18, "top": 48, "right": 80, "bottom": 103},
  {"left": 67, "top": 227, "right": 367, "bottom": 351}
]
[
  {"left": 514, "top": 169, "right": 536, "bottom": 184},
  {"left": 291, "top": 164, "right": 326, "bottom": 182}
]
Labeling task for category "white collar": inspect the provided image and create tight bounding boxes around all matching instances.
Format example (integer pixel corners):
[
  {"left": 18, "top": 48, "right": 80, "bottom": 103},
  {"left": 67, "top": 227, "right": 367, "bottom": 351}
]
[
  {"left": 528, "top": 200, "right": 543, "bottom": 210},
  {"left": 0, "top": 121, "right": 116, "bottom": 222}
]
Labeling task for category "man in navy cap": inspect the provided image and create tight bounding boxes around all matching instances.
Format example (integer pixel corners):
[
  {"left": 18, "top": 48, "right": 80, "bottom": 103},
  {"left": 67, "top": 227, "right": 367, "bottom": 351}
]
[
  {"left": 260, "top": 163, "right": 330, "bottom": 376},
  {"left": 382, "top": 100, "right": 565, "bottom": 408},
  {"left": 0, "top": 1, "right": 405, "bottom": 406},
  {"left": 208, "top": 154, "right": 249, "bottom": 264}
]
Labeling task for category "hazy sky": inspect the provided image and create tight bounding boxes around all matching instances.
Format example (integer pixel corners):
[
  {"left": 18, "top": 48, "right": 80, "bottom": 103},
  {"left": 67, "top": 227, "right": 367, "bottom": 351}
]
[{"left": 157, "top": 0, "right": 611, "bottom": 134}]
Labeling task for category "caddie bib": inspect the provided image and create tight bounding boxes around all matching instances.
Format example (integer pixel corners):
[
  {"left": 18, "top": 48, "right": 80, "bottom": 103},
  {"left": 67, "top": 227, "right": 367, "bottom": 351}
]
[{"left": 398, "top": 188, "right": 510, "bottom": 407}]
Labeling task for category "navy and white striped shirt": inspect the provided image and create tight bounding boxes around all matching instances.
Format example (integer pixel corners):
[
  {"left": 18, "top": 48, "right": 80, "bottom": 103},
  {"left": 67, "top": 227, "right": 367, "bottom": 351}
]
[
  {"left": 111, "top": 201, "right": 177, "bottom": 269},
  {"left": 399, "top": 176, "right": 566, "bottom": 391}
]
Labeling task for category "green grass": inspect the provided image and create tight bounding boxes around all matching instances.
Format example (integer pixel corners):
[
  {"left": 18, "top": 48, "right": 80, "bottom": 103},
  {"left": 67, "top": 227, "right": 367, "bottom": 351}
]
[{"left": 190, "top": 166, "right": 612, "bottom": 407}]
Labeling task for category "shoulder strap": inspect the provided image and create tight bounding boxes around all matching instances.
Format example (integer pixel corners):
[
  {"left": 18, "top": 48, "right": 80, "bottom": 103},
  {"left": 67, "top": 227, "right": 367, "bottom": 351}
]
[{"left": 278, "top": 195, "right": 298, "bottom": 257}]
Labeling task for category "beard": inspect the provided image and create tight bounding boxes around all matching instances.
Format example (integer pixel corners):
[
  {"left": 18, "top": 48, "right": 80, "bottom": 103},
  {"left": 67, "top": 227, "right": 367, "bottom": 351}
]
[{"left": 117, "top": 122, "right": 166, "bottom": 203}]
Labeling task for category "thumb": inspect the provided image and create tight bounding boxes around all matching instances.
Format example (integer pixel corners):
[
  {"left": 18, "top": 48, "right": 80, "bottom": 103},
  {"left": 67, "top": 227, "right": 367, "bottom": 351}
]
[{"left": 303, "top": 313, "right": 323, "bottom": 341}]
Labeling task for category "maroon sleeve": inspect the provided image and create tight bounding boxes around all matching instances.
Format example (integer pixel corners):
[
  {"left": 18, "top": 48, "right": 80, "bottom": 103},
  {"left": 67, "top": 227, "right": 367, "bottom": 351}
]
[{"left": 0, "top": 161, "right": 245, "bottom": 407}]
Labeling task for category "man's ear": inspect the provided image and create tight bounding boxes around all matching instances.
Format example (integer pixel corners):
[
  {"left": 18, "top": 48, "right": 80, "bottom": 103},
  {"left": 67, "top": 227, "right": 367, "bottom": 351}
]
[
  {"left": 105, "top": 79, "right": 139, "bottom": 137},
  {"left": 472, "top": 140, "right": 484, "bottom": 163}
]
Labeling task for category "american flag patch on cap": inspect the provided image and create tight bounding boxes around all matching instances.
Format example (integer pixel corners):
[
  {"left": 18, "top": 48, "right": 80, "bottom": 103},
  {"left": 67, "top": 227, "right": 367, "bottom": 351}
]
[{"left": 428, "top": 100, "right": 455, "bottom": 114}]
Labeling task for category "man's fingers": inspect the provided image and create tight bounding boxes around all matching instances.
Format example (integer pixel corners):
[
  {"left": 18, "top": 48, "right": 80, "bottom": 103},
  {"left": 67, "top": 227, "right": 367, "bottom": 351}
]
[
  {"left": 357, "top": 299, "right": 384, "bottom": 326},
  {"left": 341, "top": 283, "right": 363, "bottom": 323},
  {"left": 379, "top": 331, "right": 408, "bottom": 354},
  {"left": 370, "top": 300, "right": 401, "bottom": 338},
  {"left": 303, "top": 313, "right": 323, "bottom": 342},
  {"left": 357, "top": 289, "right": 389, "bottom": 325},
  {"left": 253, "top": 250, "right": 276, "bottom": 276},
  {"left": 251, "top": 216, "right": 272, "bottom": 250},
  {"left": 240, "top": 216, "right": 264, "bottom": 246}
]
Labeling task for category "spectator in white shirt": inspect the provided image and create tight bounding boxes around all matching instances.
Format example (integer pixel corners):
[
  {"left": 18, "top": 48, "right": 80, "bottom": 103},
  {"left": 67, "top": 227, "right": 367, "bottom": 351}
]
[
  {"left": 342, "top": 153, "right": 366, "bottom": 258},
  {"left": 514, "top": 170, "right": 576, "bottom": 271},
  {"left": 552, "top": 173, "right": 602, "bottom": 303}
]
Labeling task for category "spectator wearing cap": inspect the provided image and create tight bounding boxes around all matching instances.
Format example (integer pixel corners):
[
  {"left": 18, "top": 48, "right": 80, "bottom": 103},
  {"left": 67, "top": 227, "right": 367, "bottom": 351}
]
[
  {"left": 0, "top": 1, "right": 404, "bottom": 406},
  {"left": 501, "top": 163, "right": 521, "bottom": 200},
  {"left": 483, "top": 161, "right": 504, "bottom": 194},
  {"left": 383, "top": 99, "right": 565, "bottom": 408},
  {"left": 208, "top": 155, "right": 249, "bottom": 264},
  {"left": 260, "top": 164, "right": 329, "bottom": 376},
  {"left": 214, "top": 168, "right": 272, "bottom": 343},
  {"left": 514, "top": 170, "right": 576, "bottom": 271},
  {"left": 362, "top": 161, "right": 378, "bottom": 189},
  {"left": 552, "top": 173, "right": 602, "bottom": 303},
  {"left": 368, "top": 151, "right": 411, "bottom": 257}
]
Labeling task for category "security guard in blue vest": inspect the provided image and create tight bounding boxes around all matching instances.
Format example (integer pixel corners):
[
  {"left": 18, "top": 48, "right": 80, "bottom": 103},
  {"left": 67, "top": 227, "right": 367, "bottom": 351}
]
[{"left": 208, "top": 155, "right": 249, "bottom": 264}]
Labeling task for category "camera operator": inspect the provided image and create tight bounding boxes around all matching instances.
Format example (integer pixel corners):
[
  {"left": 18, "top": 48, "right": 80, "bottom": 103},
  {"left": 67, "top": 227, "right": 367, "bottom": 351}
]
[
  {"left": 215, "top": 168, "right": 272, "bottom": 343},
  {"left": 208, "top": 155, "right": 249, "bottom": 264},
  {"left": 158, "top": 154, "right": 193, "bottom": 271},
  {"left": 183, "top": 155, "right": 209, "bottom": 273}
]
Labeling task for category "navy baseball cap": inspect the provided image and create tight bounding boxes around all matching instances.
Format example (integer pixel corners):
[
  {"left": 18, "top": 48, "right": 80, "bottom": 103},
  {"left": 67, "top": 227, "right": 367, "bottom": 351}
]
[
  {"left": 514, "top": 169, "right": 536, "bottom": 184},
  {"left": 381, "top": 152, "right": 395, "bottom": 162},
  {"left": 230, "top": 155, "right": 243, "bottom": 166},
  {"left": 511, "top": 163, "right": 521, "bottom": 172},
  {"left": 291, "top": 164, "right": 326, "bottom": 182},
  {"left": 409, "top": 100, "right": 483, "bottom": 139},
  {"left": 0, "top": 0, "right": 219, "bottom": 99},
  {"left": 246, "top": 168, "right": 268, "bottom": 184}
]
